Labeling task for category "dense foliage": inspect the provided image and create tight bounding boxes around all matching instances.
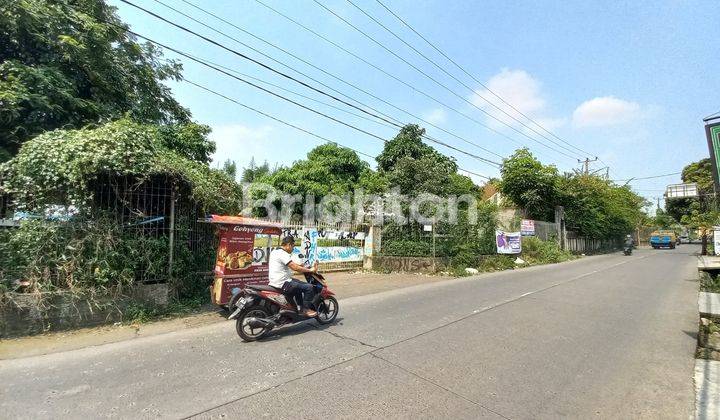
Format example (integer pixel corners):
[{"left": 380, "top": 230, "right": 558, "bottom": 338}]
[
  {"left": 377, "top": 124, "right": 478, "bottom": 197},
  {"left": 266, "top": 143, "right": 384, "bottom": 197},
  {"left": 500, "top": 148, "right": 646, "bottom": 238},
  {"left": 1, "top": 119, "right": 238, "bottom": 213},
  {"left": 666, "top": 158, "right": 714, "bottom": 223},
  {"left": 0, "top": 0, "right": 190, "bottom": 161},
  {"left": 0, "top": 217, "right": 213, "bottom": 298},
  {"left": 500, "top": 148, "right": 558, "bottom": 221}
]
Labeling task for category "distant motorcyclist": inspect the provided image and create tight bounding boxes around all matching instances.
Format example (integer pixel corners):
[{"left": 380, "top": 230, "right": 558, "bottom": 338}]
[
  {"left": 624, "top": 234, "right": 634, "bottom": 248},
  {"left": 623, "top": 235, "right": 634, "bottom": 255}
]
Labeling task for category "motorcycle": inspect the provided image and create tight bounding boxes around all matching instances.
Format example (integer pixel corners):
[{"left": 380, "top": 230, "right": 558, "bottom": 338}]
[
  {"left": 227, "top": 272, "right": 339, "bottom": 341},
  {"left": 623, "top": 245, "right": 632, "bottom": 256}
]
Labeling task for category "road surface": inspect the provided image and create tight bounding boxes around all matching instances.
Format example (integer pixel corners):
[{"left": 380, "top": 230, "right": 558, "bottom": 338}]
[{"left": 0, "top": 247, "right": 699, "bottom": 419}]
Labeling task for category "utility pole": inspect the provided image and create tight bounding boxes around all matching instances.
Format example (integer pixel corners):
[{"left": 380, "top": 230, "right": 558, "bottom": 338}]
[{"left": 577, "top": 157, "right": 599, "bottom": 175}]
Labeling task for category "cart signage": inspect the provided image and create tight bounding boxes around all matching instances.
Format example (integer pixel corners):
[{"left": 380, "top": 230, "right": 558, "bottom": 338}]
[{"left": 208, "top": 216, "right": 282, "bottom": 305}]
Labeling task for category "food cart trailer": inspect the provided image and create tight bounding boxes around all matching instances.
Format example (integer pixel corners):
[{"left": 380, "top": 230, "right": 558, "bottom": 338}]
[{"left": 206, "top": 215, "right": 283, "bottom": 306}]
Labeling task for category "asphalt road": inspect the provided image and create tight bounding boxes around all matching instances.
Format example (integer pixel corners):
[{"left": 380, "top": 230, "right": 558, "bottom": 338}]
[{"left": 0, "top": 247, "right": 700, "bottom": 419}]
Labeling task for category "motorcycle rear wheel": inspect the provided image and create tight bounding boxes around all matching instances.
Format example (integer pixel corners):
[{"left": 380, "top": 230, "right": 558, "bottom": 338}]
[
  {"left": 236, "top": 305, "right": 271, "bottom": 342},
  {"left": 315, "top": 297, "right": 339, "bottom": 325}
]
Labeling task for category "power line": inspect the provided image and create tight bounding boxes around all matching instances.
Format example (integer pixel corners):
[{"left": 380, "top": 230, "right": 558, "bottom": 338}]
[
  {"left": 312, "top": 0, "right": 580, "bottom": 161},
  {"left": 161, "top": 0, "right": 510, "bottom": 161},
  {"left": 372, "top": 0, "right": 597, "bottom": 159},
  {"left": 182, "top": 78, "right": 490, "bottom": 180},
  {"left": 346, "top": 0, "right": 586, "bottom": 159},
  {"left": 125, "top": 29, "right": 501, "bottom": 168},
  {"left": 704, "top": 110, "right": 720, "bottom": 121},
  {"left": 122, "top": 0, "right": 505, "bottom": 164},
  {"left": 611, "top": 172, "right": 682, "bottom": 182}
]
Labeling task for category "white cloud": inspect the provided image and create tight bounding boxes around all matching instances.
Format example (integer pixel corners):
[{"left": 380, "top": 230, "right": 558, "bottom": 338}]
[
  {"left": 469, "top": 69, "right": 564, "bottom": 132},
  {"left": 209, "top": 124, "right": 275, "bottom": 170},
  {"left": 572, "top": 96, "right": 641, "bottom": 128},
  {"left": 423, "top": 108, "right": 447, "bottom": 125}
]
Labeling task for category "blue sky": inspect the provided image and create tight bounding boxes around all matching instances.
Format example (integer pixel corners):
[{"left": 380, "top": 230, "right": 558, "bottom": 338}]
[{"left": 110, "top": 0, "right": 718, "bottom": 211}]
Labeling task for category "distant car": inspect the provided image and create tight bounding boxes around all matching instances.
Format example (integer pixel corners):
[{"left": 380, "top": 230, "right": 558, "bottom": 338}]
[{"left": 678, "top": 235, "right": 689, "bottom": 244}]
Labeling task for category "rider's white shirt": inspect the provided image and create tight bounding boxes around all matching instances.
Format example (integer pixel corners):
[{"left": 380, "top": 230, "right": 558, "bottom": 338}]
[{"left": 268, "top": 248, "right": 293, "bottom": 288}]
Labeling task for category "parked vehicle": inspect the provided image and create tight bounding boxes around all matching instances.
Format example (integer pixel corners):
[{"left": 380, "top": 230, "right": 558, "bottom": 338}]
[
  {"left": 650, "top": 230, "right": 677, "bottom": 249},
  {"left": 228, "top": 272, "right": 339, "bottom": 341}
]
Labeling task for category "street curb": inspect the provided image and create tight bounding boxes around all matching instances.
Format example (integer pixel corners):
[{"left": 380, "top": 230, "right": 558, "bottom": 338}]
[{"left": 695, "top": 359, "right": 720, "bottom": 419}]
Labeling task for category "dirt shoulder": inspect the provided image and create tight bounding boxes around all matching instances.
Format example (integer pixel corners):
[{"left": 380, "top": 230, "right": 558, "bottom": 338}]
[{"left": 0, "top": 271, "right": 453, "bottom": 360}]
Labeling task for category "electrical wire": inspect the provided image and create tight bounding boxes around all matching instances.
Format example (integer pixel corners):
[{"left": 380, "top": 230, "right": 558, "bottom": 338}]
[
  {"left": 611, "top": 172, "right": 682, "bottom": 182},
  {"left": 125, "top": 29, "right": 502, "bottom": 168},
  {"left": 312, "top": 0, "right": 580, "bottom": 161},
  {"left": 182, "top": 78, "right": 491, "bottom": 180},
  {"left": 122, "top": 0, "right": 505, "bottom": 163},
  {"left": 248, "top": 0, "right": 572, "bottom": 164},
  {"left": 159, "top": 0, "right": 513, "bottom": 161},
  {"left": 373, "top": 0, "right": 598, "bottom": 159},
  {"left": 346, "top": 0, "right": 584, "bottom": 159}
]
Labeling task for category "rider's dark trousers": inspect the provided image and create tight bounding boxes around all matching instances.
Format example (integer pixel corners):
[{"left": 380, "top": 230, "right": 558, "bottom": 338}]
[{"left": 282, "top": 279, "right": 314, "bottom": 310}]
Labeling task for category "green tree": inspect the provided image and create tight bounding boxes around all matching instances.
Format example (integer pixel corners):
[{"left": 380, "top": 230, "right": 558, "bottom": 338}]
[
  {"left": 499, "top": 148, "right": 558, "bottom": 221},
  {"left": 267, "top": 143, "right": 372, "bottom": 197},
  {"left": 1, "top": 119, "right": 239, "bottom": 213},
  {"left": 376, "top": 124, "right": 459, "bottom": 196},
  {"left": 666, "top": 158, "right": 713, "bottom": 222},
  {"left": 241, "top": 157, "right": 272, "bottom": 183},
  {"left": 0, "top": 0, "right": 191, "bottom": 160},
  {"left": 221, "top": 159, "right": 237, "bottom": 180}
]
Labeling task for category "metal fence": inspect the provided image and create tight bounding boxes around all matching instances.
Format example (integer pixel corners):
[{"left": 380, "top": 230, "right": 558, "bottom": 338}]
[
  {"left": 565, "top": 237, "right": 622, "bottom": 254},
  {"left": 0, "top": 175, "right": 217, "bottom": 296},
  {"left": 533, "top": 220, "right": 558, "bottom": 241}
]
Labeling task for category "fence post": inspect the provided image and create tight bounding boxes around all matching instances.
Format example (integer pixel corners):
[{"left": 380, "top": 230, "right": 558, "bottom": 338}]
[
  {"left": 168, "top": 184, "right": 176, "bottom": 281},
  {"left": 432, "top": 223, "right": 436, "bottom": 273},
  {"left": 554, "top": 206, "right": 565, "bottom": 250}
]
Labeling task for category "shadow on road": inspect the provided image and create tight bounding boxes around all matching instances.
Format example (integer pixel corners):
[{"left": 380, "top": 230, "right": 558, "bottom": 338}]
[{"left": 258, "top": 317, "right": 344, "bottom": 342}]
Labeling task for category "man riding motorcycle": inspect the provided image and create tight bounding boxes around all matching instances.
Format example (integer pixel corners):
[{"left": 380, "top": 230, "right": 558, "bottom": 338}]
[
  {"left": 268, "top": 235, "right": 319, "bottom": 317},
  {"left": 623, "top": 234, "right": 634, "bottom": 255}
]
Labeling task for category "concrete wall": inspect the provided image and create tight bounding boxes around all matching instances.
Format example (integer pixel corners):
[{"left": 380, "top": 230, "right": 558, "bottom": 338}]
[
  {"left": 0, "top": 284, "right": 169, "bottom": 338},
  {"left": 365, "top": 256, "right": 446, "bottom": 274}
]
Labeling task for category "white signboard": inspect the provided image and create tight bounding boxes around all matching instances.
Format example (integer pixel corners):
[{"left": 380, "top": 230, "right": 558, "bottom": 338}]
[
  {"left": 714, "top": 228, "right": 720, "bottom": 256},
  {"left": 521, "top": 219, "right": 535, "bottom": 236},
  {"left": 665, "top": 183, "right": 698, "bottom": 199}
]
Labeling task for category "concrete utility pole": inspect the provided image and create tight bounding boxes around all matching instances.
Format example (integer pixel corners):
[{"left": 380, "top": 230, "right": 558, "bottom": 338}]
[{"left": 578, "top": 157, "right": 599, "bottom": 175}]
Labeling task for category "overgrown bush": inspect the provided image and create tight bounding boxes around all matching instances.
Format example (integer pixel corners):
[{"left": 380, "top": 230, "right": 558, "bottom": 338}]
[
  {"left": 0, "top": 217, "right": 212, "bottom": 299},
  {"left": 520, "top": 236, "right": 575, "bottom": 264},
  {"left": 0, "top": 119, "right": 241, "bottom": 214},
  {"left": 477, "top": 255, "right": 516, "bottom": 272},
  {"left": 701, "top": 272, "right": 720, "bottom": 293}
]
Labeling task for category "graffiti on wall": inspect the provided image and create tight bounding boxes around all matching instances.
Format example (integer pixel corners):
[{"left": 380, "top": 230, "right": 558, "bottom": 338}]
[
  {"left": 252, "top": 246, "right": 363, "bottom": 264},
  {"left": 376, "top": 257, "right": 435, "bottom": 272}
]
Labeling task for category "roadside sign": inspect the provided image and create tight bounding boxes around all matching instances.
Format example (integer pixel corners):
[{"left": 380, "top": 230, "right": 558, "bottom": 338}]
[
  {"left": 496, "top": 230, "right": 522, "bottom": 254},
  {"left": 521, "top": 219, "right": 535, "bottom": 236},
  {"left": 665, "top": 183, "right": 698, "bottom": 199},
  {"left": 705, "top": 117, "right": 720, "bottom": 192}
]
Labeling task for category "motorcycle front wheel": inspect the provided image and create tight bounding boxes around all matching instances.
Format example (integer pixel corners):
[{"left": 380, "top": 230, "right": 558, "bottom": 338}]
[
  {"left": 315, "top": 297, "right": 339, "bottom": 325},
  {"left": 236, "top": 305, "right": 271, "bottom": 342}
]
